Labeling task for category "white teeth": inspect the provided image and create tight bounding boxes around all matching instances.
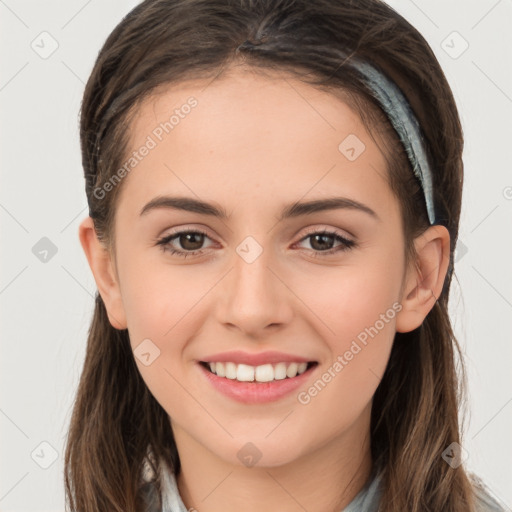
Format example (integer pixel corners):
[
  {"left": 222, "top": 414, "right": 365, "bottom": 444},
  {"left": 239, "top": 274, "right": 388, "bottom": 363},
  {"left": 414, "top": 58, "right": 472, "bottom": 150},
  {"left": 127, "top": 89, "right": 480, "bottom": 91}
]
[
  {"left": 225, "top": 362, "right": 237, "bottom": 379},
  {"left": 286, "top": 362, "right": 298, "bottom": 378},
  {"left": 255, "top": 364, "right": 274, "bottom": 382},
  {"left": 236, "top": 364, "right": 255, "bottom": 382},
  {"left": 274, "top": 362, "right": 287, "bottom": 380},
  {"left": 216, "top": 362, "right": 225, "bottom": 377},
  {"left": 205, "top": 361, "right": 311, "bottom": 382}
]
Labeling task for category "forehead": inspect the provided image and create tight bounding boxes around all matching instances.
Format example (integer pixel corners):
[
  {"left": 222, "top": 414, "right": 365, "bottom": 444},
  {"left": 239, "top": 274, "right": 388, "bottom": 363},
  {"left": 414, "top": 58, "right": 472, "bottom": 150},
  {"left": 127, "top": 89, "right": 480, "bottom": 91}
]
[
  {"left": 129, "top": 65, "right": 372, "bottom": 152},
  {"left": 116, "top": 65, "right": 394, "bottom": 220}
]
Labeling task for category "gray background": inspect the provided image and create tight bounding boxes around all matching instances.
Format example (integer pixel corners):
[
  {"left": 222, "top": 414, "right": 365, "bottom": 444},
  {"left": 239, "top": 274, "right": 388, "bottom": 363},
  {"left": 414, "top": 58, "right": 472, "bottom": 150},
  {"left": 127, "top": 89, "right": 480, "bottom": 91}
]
[{"left": 1, "top": 0, "right": 511, "bottom": 510}]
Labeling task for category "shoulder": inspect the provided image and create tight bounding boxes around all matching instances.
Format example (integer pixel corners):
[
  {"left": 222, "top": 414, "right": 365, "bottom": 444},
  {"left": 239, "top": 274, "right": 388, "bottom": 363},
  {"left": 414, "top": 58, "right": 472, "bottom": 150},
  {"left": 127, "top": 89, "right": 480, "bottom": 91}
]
[
  {"left": 472, "top": 477, "right": 508, "bottom": 512},
  {"left": 357, "top": 470, "right": 508, "bottom": 512}
]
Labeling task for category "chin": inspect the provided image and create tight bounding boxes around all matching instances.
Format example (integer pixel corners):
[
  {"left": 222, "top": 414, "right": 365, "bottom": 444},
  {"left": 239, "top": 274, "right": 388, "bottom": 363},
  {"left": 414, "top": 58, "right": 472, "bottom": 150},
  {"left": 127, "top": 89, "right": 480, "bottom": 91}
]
[{"left": 213, "top": 433, "right": 311, "bottom": 469}]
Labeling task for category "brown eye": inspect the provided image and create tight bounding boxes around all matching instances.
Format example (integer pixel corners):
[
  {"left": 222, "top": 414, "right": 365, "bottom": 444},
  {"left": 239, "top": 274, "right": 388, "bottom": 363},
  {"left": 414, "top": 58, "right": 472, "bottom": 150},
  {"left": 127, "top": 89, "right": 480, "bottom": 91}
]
[
  {"left": 309, "top": 233, "right": 336, "bottom": 251},
  {"left": 296, "top": 229, "right": 356, "bottom": 256},
  {"left": 156, "top": 229, "right": 214, "bottom": 258},
  {"left": 177, "top": 232, "right": 205, "bottom": 251}
]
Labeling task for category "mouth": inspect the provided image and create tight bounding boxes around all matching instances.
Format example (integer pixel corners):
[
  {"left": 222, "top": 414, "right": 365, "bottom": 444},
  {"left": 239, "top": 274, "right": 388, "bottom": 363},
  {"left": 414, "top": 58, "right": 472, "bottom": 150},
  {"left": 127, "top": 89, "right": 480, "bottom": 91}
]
[
  {"left": 197, "top": 359, "right": 319, "bottom": 404},
  {"left": 199, "top": 360, "right": 318, "bottom": 382}
]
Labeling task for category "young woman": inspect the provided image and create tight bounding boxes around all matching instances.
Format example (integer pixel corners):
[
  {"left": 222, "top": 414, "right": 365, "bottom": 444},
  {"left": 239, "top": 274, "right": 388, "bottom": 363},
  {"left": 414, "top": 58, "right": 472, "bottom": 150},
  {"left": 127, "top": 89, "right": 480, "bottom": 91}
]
[{"left": 65, "top": 0, "right": 507, "bottom": 510}]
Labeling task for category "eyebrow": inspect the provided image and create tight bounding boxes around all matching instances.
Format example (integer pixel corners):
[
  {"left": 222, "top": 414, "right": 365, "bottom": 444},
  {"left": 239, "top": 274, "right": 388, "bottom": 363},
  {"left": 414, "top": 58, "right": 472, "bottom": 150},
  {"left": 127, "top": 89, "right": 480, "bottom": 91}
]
[{"left": 139, "top": 195, "right": 379, "bottom": 221}]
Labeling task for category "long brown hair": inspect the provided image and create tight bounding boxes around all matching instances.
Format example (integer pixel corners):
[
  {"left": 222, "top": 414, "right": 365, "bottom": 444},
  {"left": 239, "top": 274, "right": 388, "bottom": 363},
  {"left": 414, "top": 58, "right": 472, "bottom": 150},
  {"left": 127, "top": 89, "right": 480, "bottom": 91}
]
[{"left": 66, "top": 0, "right": 479, "bottom": 510}]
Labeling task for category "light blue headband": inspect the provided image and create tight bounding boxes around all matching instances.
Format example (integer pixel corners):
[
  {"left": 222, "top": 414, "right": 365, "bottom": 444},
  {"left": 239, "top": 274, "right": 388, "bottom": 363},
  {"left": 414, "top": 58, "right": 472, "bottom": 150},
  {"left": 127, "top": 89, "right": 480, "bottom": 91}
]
[{"left": 348, "top": 58, "right": 437, "bottom": 225}]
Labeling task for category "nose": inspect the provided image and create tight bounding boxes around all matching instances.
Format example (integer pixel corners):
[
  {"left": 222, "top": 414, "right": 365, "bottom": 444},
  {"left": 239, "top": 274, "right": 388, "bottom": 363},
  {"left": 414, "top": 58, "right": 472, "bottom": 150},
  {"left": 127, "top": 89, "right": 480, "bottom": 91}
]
[{"left": 216, "top": 243, "right": 294, "bottom": 338}]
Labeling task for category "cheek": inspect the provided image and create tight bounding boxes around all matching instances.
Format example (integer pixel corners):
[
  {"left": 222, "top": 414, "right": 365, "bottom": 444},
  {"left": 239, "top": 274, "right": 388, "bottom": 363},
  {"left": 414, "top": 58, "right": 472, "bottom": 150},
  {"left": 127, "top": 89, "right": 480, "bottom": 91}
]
[
  {"left": 298, "top": 245, "right": 403, "bottom": 345},
  {"left": 116, "top": 253, "right": 217, "bottom": 397},
  {"left": 292, "top": 250, "right": 402, "bottom": 416},
  {"left": 117, "top": 250, "right": 213, "bottom": 345}
]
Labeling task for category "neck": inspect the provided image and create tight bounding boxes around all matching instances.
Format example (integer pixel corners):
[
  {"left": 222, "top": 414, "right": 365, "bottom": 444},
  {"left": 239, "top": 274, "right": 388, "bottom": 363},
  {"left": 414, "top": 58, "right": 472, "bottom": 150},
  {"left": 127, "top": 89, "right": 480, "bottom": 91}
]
[{"left": 173, "top": 406, "right": 373, "bottom": 512}]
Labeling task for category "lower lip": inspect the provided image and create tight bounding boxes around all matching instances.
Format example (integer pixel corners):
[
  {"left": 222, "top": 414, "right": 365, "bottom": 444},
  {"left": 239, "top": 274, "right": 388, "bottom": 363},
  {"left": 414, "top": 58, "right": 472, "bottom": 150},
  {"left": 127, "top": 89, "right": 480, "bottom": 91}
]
[{"left": 198, "top": 363, "right": 316, "bottom": 404}]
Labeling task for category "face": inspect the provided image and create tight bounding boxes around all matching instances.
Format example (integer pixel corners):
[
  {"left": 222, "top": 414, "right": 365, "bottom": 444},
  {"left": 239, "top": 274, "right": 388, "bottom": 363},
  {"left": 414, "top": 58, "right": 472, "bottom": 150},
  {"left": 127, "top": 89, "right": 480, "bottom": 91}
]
[{"left": 101, "top": 66, "right": 410, "bottom": 468}]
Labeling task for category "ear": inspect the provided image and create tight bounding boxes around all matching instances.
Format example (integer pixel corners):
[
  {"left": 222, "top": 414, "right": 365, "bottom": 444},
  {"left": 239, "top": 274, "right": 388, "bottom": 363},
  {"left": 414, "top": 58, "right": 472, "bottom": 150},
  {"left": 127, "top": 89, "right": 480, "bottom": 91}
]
[
  {"left": 78, "top": 216, "right": 127, "bottom": 330},
  {"left": 395, "top": 225, "right": 451, "bottom": 333}
]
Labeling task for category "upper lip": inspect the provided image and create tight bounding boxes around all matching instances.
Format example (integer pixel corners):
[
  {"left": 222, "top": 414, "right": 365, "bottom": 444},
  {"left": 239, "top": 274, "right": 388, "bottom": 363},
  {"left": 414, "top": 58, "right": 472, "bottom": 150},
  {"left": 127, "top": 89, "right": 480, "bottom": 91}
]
[{"left": 200, "top": 350, "right": 315, "bottom": 366}]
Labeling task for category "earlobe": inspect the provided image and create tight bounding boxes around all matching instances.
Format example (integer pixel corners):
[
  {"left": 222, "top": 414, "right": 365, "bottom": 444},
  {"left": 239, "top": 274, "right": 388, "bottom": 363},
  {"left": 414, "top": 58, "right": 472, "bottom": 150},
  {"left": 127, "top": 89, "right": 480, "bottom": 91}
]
[
  {"left": 395, "top": 225, "right": 451, "bottom": 333},
  {"left": 78, "top": 217, "right": 127, "bottom": 330}
]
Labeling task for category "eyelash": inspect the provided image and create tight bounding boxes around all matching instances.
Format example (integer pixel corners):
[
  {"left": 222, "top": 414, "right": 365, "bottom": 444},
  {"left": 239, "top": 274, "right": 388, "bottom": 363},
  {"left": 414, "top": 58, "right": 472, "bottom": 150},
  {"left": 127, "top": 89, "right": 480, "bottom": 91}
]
[{"left": 155, "top": 227, "right": 356, "bottom": 259}]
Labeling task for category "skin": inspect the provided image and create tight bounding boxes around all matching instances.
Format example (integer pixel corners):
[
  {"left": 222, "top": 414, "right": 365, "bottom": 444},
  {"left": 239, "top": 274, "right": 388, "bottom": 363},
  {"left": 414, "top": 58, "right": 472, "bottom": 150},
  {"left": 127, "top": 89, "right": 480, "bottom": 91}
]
[{"left": 79, "top": 64, "right": 450, "bottom": 512}]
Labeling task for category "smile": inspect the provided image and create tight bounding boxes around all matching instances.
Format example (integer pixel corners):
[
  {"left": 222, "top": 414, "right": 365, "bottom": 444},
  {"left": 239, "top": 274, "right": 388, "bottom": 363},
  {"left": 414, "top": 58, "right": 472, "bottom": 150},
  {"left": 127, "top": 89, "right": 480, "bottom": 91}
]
[
  {"left": 201, "top": 361, "right": 314, "bottom": 382},
  {"left": 197, "top": 352, "right": 319, "bottom": 404}
]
